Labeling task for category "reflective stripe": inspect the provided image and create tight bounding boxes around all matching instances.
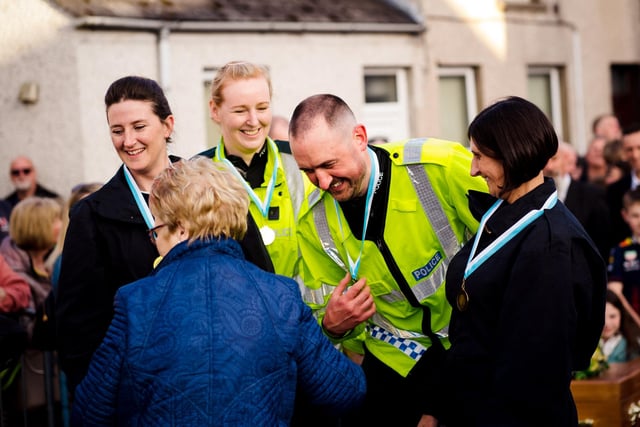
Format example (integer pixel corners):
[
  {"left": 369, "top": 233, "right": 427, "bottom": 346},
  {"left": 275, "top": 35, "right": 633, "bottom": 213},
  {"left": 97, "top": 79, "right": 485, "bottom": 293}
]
[
  {"left": 313, "top": 204, "right": 349, "bottom": 273},
  {"left": 299, "top": 282, "right": 334, "bottom": 306},
  {"left": 436, "top": 323, "right": 449, "bottom": 337},
  {"left": 412, "top": 258, "right": 447, "bottom": 302},
  {"left": 370, "top": 313, "right": 427, "bottom": 340},
  {"left": 280, "top": 152, "right": 305, "bottom": 219},
  {"left": 368, "top": 325, "right": 427, "bottom": 361},
  {"left": 404, "top": 138, "right": 426, "bottom": 163},
  {"left": 371, "top": 313, "right": 448, "bottom": 340},
  {"left": 308, "top": 188, "right": 321, "bottom": 208},
  {"left": 378, "top": 289, "right": 406, "bottom": 304},
  {"left": 407, "top": 163, "right": 459, "bottom": 259}
]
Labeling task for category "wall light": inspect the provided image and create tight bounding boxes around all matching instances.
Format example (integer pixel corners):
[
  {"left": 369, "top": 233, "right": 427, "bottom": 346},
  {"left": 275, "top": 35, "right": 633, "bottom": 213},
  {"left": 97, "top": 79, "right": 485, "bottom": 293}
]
[{"left": 18, "top": 82, "right": 39, "bottom": 104}]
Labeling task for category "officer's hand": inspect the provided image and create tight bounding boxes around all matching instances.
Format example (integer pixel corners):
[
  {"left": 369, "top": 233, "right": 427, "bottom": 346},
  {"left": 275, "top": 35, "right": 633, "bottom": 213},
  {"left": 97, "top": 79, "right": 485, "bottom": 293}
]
[
  {"left": 417, "top": 414, "right": 438, "bottom": 427},
  {"left": 322, "top": 272, "right": 376, "bottom": 337}
]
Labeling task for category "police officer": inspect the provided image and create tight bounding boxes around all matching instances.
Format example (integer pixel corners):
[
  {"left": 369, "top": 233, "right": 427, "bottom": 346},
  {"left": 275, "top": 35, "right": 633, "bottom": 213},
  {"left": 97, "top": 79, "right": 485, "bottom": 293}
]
[
  {"left": 289, "top": 94, "right": 488, "bottom": 427},
  {"left": 200, "top": 61, "right": 308, "bottom": 277}
]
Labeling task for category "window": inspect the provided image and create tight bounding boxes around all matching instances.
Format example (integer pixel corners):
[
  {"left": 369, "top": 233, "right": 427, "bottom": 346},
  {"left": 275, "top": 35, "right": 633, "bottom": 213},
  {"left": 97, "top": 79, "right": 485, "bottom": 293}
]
[
  {"left": 438, "top": 67, "right": 478, "bottom": 146},
  {"left": 527, "top": 66, "right": 565, "bottom": 139},
  {"left": 611, "top": 64, "right": 640, "bottom": 129},
  {"left": 498, "top": 0, "right": 546, "bottom": 12},
  {"left": 365, "top": 75, "right": 398, "bottom": 103},
  {"left": 203, "top": 67, "right": 221, "bottom": 148},
  {"left": 362, "top": 68, "right": 410, "bottom": 143}
]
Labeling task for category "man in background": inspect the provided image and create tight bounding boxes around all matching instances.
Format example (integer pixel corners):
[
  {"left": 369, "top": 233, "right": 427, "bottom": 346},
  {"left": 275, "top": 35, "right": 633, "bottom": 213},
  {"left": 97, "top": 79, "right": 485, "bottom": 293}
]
[
  {"left": 5, "top": 156, "right": 59, "bottom": 210},
  {"left": 544, "top": 141, "right": 611, "bottom": 260},
  {"left": 269, "top": 115, "right": 290, "bottom": 142},
  {"left": 593, "top": 113, "right": 623, "bottom": 142}
]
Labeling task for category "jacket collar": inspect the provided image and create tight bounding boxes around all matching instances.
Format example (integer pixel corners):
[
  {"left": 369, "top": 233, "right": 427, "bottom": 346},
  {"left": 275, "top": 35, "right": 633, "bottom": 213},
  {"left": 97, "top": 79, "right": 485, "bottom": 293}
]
[
  {"left": 86, "top": 156, "right": 182, "bottom": 224},
  {"left": 153, "top": 237, "right": 244, "bottom": 273},
  {"left": 469, "top": 178, "right": 556, "bottom": 236}
]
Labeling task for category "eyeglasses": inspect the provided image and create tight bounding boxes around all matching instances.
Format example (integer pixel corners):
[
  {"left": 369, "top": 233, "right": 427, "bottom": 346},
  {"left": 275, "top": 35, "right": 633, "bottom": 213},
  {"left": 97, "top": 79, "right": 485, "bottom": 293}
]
[
  {"left": 10, "top": 168, "right": 32, "bottom": 177},
  {"left": 147, "top": 224, "right": 167, "bottom": 244}
]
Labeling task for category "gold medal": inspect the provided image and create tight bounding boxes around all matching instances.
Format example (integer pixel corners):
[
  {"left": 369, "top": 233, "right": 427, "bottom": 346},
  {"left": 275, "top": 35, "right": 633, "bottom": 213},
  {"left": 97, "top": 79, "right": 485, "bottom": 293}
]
[{"left": 457, "top": 279, "right": 469, "bottom": 311}]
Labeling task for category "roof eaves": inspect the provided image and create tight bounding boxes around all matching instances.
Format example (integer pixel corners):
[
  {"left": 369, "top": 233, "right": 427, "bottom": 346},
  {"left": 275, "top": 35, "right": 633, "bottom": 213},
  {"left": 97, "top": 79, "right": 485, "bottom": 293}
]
[{"left": 74, "top": 16, "right": 425, "bottom": 34}]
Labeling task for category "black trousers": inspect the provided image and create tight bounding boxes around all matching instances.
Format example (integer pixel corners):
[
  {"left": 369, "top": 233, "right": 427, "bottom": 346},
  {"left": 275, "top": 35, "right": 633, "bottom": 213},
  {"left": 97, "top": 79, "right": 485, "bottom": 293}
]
[{"left": 341, "top": 347, "right": 440, "bottom": 427}]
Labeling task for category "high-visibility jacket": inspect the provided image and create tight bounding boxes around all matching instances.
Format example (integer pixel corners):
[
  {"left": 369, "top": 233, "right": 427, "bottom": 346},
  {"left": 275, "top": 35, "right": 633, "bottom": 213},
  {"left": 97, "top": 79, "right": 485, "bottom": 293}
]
[
  {"left": 296, "top": 138, "right": 488, "bottom": 377},
  {"left": 201, "top": 137, "right": 308, "bottom": 277}
]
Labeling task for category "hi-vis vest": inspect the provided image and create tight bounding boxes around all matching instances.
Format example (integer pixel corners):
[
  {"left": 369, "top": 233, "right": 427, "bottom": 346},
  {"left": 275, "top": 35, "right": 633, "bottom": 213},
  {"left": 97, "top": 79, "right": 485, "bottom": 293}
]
[
  {"left": 296, "top": 138, "right": 488, "bottom": 377},
  {"left": 209, "top": 137, "right": 308, "bottom": 277}
]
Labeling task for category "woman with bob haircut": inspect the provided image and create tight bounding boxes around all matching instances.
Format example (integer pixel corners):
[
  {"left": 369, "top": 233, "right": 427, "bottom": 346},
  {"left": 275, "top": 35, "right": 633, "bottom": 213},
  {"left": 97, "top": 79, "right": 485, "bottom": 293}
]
[
  {"left": 1, "top": 197, "right": 62, "bottom": 320},
  {"left": 71, "top": 157, "right": 366, "bottom": 426},
  {"left": 431, "top": 96, "right": 606, "bottom": 426}
]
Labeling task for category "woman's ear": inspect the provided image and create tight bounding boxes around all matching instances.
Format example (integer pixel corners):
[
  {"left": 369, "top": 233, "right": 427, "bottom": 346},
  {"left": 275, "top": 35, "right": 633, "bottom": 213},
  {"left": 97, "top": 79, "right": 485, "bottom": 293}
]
[
  {"left": 209, "top": 100, "right": 221, "bottom": 124},
  {"left": 177, "top": 221, "right": 190, "bottom": 241}
]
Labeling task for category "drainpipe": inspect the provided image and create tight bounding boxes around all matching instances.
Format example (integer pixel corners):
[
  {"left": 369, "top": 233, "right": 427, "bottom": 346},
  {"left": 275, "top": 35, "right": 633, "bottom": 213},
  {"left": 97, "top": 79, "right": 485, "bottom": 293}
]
[
  {"left": 571, "top": 27, "right": 586, "bottom": 154},
  {"left": 158, "top": 26, "right": 171, "bottom": 93}
]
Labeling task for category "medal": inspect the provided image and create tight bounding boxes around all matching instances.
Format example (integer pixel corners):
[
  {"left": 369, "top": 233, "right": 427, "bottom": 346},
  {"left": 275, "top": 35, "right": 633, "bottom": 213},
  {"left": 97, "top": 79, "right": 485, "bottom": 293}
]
[
  {"left": 460, "top": 191, "right": 558, "bottom": 312},
  {"left": 457, "top": 279, "right": 469, "bottom": 311},
  {"left": 260, "top": 226, "right": 276, "bottom": 245}
]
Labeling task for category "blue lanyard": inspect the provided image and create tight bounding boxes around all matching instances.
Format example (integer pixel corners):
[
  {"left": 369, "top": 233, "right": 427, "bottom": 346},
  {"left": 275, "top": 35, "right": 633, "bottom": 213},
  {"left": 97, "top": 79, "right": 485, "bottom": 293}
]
[
  {"left": 216, "top": 138, "right": 279, "bottom": 218},
  {"left": 123, "top": 165, "right": 155, "bottom": 229},
  {"left": 334, "top": 148, "right": 379, "bottom": 280},
  {"left": 464, "top": 191, "right": 558, "bottom": 280}
]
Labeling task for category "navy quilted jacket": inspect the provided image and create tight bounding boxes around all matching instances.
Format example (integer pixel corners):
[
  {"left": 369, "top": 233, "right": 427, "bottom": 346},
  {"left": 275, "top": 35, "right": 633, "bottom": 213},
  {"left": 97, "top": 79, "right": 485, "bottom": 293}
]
[{"left": 71, "top": 238, "right": 365, "bottom": 426}]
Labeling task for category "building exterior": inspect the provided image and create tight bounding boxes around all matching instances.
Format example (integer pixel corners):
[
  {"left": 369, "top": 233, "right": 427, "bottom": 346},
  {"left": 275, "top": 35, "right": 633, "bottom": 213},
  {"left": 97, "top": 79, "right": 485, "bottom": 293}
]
[{"left": 1, "top": 0, "right": 639, "bottom": 198}]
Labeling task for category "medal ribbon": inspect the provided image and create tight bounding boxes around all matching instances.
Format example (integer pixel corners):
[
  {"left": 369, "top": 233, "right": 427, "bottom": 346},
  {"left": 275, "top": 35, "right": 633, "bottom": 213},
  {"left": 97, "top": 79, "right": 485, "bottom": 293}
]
[
  {"left": 123, "top": 165, "right": 155, "bottom": 229},
  {"left": 464, "top": 191, "right": 558, "bottom": 281},
  {"left": 334, "top": 148, "right": 379, "bottom": 280},
  {"left": 215, "top": 138, "right": 279, "bottom": 218}
]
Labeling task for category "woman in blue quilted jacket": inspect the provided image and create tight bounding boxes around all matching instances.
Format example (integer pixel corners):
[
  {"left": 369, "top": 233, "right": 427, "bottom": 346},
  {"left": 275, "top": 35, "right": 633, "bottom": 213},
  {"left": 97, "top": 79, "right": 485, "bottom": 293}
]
[{"left": 71, "top": 157, "right": 365, "bottom": 426}]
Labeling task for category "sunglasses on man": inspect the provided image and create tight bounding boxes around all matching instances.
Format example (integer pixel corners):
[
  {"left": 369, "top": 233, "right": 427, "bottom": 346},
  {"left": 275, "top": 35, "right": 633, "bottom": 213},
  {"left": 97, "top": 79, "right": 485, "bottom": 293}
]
[{"left": 10, "top": 168, "right": 32, "bottom": 177}]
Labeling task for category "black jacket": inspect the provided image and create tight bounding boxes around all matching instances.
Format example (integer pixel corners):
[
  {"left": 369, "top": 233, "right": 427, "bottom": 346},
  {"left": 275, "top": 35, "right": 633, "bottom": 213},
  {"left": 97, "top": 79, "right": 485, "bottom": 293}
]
[
  {"left": 440, "top": 180, "right": 606, "bottom": 426},
  {"left": 55, "top": 162, "right": 272, "bottom": 392},
  {"left": 5, "top": 183, "right": 60, "bottom": 209},
  {"left": 606, "top": 173, "right": 633, "bottom": 248},
  {"left": 564, "top": 179, "right": 611, "bottom": 260}
]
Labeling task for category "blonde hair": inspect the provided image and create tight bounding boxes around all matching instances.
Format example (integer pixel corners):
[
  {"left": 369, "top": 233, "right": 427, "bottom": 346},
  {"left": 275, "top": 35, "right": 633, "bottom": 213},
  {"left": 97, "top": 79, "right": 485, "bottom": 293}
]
[
  {"left": 150, "top": 157, "right": 249, "bottom": 241},
  {"left": 210, "top": 61, "right": 272, "bottom": 106},
  {"left": 10, "top": 197, "right": 62, "bottom": 251}
]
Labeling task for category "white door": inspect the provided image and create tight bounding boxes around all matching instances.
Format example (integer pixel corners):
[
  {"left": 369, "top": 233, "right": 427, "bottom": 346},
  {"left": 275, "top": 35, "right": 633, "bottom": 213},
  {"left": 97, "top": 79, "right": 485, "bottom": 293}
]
[{"left": 362, "top": 68, "right": 410, "bottom": 143}]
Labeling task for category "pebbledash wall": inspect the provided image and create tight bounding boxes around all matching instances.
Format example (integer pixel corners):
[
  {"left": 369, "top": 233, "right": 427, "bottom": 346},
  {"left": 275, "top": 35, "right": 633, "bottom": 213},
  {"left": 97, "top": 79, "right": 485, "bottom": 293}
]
[{"left": 1, "top": 0, "right": 639, "bottom": 199}]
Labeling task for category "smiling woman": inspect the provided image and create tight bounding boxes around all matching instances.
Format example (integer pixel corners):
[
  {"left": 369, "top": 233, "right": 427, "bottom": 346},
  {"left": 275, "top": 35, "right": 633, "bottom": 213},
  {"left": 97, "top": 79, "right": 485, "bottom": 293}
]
[
  {"left": 199, "top": 61, "right": 309, "bottom": 278},
  {"left": 55, "top": 76, "right": 273, "bottom": 396},
  {"left": 435, "top": 96, "right": 607, "bottom": 426},
  {"left": 54, "top": 76, "right": 179, "bottom": 395}
]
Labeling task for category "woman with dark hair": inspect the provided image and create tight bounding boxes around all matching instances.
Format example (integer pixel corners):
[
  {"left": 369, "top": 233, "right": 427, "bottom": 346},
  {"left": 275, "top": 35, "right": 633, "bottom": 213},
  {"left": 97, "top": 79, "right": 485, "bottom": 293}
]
[
  {"left": 434, "top": 96, "right": 607, "bottom": 426},
  {"left": 601, "top": 289, "right": 640, "bottom": 363},
  {"left": 56, "top": 76, "right": 271, "bottom": 395}
]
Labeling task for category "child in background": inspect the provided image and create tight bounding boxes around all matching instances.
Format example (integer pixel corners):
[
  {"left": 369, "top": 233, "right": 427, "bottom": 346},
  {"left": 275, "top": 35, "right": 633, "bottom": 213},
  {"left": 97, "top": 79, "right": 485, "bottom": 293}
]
[
  {"left": 601, "top": 289, "right": 640, "bottom": 362},
  {"left": 608, "top": 188, "right": 640, "bottom": 326}
]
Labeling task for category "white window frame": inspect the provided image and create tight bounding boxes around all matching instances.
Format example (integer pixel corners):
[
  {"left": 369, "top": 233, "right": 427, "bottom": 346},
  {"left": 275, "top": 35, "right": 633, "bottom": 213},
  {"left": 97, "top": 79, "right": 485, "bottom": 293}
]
[
  {"left": 437, "top": 66, "right": 478, "bottom": 145},
  {"left": 528, "top": 66, "right": 564, "bottom": 139},
  {"left": 362, "top": 67, "right": 410, "bottom": 142},
  {"left": 438, "top": 66, "right": 478, "bottom": 125}
]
